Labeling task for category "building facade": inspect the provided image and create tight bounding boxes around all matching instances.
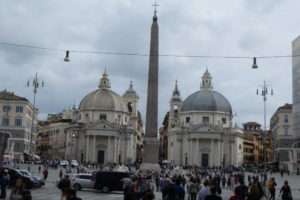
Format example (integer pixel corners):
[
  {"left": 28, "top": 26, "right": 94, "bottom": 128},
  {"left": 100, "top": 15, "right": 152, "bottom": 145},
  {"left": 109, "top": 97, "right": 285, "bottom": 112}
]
[
  {"left": 64, "top": 72, "right": 144, "bottom": 164},
  {"left": 0, "top": 90, "right": 37, "bottom": 162},
  {"left": 165, "top": 70, "right": 243, "bottom": 167},
  {"left": 37, "top": 112, "right": 72, "bottom": 160},
  {"left": 270, "top": 104, "right": 293, "bottom": 169}
]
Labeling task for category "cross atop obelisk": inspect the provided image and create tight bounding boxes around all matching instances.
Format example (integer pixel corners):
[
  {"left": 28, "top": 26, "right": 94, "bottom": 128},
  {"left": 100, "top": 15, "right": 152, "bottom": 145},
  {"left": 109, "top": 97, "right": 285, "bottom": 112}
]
[{"left": 152, "top": 1, "right": 159, "bottom": 14}]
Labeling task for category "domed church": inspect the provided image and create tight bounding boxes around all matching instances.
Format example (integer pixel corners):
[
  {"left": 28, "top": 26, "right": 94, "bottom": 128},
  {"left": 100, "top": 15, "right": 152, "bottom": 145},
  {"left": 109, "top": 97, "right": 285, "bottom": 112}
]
[
  {"left": 165, "top": 70, "right": 244, "bottom": 167},
  {"left": 65, "top": 71, "right": 144, "bottom": 164}
]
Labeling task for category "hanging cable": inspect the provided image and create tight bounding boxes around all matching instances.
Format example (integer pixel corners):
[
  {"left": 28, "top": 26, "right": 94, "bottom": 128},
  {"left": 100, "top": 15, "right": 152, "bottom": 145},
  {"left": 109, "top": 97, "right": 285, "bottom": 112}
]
[{"left": 0, "top": 41, "right": 299, "bottom": 59}]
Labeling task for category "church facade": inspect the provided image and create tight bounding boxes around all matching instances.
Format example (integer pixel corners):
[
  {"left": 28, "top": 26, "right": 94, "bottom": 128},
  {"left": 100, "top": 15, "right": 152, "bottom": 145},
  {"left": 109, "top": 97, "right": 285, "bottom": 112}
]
[
  {"left": 65, "top": 71, "right": 144, "bottom": 164},
  {"left": 166, "top": 70, "right": 244, "bottom": 167}
]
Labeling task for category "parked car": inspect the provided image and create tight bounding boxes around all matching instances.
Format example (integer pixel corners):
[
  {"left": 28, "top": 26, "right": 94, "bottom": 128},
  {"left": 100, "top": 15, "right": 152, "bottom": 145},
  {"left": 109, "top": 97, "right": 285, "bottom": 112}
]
[
  {"left": 94, "top": 171, "right": 136, "bottom": 192},
  {"left": 18, "top": 170, "right": 44, "bottom": 188},
  {"left": 0, "top": 167, "right": 34, "bottom": 189},
  {"left": 60, "top": 160, "right": 69, "bottom": 167},
  {"left": 71, "top": 174, "right": 94, "bottom": 190},
  {"left": 71, "top": 160, "right": 79, "bottom": 168}
]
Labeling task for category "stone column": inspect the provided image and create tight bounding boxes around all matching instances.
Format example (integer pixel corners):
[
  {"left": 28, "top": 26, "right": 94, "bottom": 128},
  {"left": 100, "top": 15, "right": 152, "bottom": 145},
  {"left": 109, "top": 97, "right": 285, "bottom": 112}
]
[
  {"left": 218, "top": 140, "right": 221, "bottom": 166},
  {"left": 85, "top": 135, "right": 89, "bottom": 162},
  {"left": 114, "top": 137, "right": 117, "bottom": 162},
  {"left": 196, "top": 139, "right": 200, "bottom": 166},
  {"left": 191, "top": 139, "right": 195, "bottom": 165},
  {"left": 108, "top": 136, "right": 111, "bottom": 162},
  {"left": 93, "top": 135, "right": 96, "bottom": 162},
  {"left": 221, "top": 140, "right": 224, "bottom": 166},
  {"left": 210, "top": 139, "right": 214, "bottom": 167}
]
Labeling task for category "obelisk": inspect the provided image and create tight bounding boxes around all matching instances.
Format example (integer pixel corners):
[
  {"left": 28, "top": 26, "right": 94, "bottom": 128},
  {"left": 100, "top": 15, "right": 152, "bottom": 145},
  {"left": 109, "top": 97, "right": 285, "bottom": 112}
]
[{"left": 141, "top": 2, "right": 160, "bottom": 171}]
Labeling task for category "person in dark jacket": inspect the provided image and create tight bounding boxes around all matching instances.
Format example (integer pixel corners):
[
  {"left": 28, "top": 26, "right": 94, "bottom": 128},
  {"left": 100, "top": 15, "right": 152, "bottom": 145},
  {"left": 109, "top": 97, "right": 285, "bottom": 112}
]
[
  {"left": 0, "top": 170, "right": 9, "bottom": 199},
  {"left": 58, "top": 175, "right": 71, "bottom": 200},
  {"left": 204, "top": 185, "right": 222, "bottom": 200}
]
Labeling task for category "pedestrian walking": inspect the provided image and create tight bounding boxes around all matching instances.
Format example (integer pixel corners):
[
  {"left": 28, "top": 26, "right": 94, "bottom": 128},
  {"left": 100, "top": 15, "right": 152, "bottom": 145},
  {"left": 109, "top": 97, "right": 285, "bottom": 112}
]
[
  {"left": 43, "top": 169, "right": 48, "bottom": 181},
  {"left": 279, "top": 181, "right": 293, "bottom": 200},
  {"left": 65, "top": 188, "right": 82, "bottom": 200},
  {"left": 0, "top": 170, "right": 9, "bottom": 199},
  {"left": 38, "top": 166, "right": 41, "bottom": 174},
  {"left": 204, "top": 185, "right": 222, "bottom": 200},
  {"left": 267, "top": 177, "right": 277, "bottom": 200},
  {"left": 9, "top": 178, "right": 31, "bottom": 200},
  {"left": 58, "top": 175, "right": 71, "bottom": 200},
  {"left": 228, "top": 186, "right": 242, "bottom": 200},
  {"left": 59, "top": 169, "right": 63, "bottom": 180},
  {"left": 197, "top": 180, "right": 211, "bottom": 200},
  {"left": 188, "top": 178, "right": 201, "bottom": 200}
]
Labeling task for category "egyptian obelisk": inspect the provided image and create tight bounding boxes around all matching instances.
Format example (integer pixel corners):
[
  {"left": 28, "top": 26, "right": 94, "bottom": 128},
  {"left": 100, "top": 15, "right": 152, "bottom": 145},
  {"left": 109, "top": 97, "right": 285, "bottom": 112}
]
[{"left": 141, "top": 2, "right": 160, "bottom": 170}]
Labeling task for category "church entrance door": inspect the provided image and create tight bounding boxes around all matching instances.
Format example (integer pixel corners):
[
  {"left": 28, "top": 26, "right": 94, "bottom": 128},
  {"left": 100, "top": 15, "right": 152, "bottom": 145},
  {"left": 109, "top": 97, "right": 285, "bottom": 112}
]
[
  {"left": 202, "top": 153, "right": 209, "bottom": 167},
  {"left": 98, "top": 150, "right": 104, "bottom": 164}
]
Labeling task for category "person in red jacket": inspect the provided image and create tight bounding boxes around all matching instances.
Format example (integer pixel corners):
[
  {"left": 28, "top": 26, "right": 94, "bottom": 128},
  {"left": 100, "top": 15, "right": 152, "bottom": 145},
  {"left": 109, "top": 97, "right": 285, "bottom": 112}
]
[{"left": 229, "top": 186, "right": 243, "bottom": 200}]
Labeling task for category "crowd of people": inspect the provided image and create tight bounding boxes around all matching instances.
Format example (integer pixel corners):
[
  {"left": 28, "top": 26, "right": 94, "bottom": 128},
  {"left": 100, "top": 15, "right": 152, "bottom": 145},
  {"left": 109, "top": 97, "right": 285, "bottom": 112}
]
[{"left": 121, "top": 167, "right": 295, "bottom": 200}]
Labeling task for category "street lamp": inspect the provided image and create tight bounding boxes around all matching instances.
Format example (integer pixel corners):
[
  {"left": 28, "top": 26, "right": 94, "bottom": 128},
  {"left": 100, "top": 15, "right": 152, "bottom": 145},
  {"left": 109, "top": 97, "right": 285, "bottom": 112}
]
[
  {"left": 27, "top": 73, "right": 44, "bottom": 165},
  {"left": 256, "top": 80, "right": 273, "bottom": 173}
]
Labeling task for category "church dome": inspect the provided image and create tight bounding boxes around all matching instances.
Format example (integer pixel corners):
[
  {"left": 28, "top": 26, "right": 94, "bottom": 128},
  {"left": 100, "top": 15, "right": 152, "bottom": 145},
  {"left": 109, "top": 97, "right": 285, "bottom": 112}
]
[
  {"left": 180, "top": 69, "right": 232, "bottom": 114},
  {"left": 79, "top": 71, "right": 127, "bottom": 112},
  {"left": 181, "top": 90, "right": 232, "bottom": 113}
]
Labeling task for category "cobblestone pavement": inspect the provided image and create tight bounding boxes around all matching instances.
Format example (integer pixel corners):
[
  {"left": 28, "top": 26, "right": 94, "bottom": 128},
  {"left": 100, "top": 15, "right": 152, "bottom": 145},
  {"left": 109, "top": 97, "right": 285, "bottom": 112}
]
[{"left": 2, "top": 164, "right": 300, "bottom": 200}]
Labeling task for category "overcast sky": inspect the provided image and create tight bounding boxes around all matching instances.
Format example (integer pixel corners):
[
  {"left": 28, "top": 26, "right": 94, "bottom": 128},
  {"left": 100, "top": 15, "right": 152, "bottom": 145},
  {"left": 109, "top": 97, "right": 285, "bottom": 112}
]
[{"left": 0, "top": 0, "right": 298, "bottom": 129}]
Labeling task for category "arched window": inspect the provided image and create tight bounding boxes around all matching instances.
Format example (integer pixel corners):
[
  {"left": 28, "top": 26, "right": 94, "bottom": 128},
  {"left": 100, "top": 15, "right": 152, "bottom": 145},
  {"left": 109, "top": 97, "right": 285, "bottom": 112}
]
[{"left": 127, "top": 102, "right": 133, "bottom": 113}]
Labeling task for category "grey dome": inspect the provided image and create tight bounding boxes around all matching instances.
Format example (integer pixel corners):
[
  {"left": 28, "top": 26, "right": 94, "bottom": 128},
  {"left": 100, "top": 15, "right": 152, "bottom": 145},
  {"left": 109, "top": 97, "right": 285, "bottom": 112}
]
[
  {"left": 79, "top": 89, "right": 127, "bottom": 112},
  {"left": 181, "top": 90, "right": 232, "bottom": 113}
]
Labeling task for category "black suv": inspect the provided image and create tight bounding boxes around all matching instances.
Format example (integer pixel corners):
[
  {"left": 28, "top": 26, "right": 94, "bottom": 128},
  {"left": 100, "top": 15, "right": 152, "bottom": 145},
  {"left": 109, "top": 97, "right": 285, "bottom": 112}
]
[
  {"left": 94, "top": 171, "right": 135, "bottom": 192},
  {"left": 1, "top": 167, "right": 34, "bottom": 189}
]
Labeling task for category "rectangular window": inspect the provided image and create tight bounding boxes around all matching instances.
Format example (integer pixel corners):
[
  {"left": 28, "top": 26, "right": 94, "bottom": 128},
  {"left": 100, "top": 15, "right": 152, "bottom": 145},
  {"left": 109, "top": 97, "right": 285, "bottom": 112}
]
[
  {"left": 186, "top": 117, "right": 190, "bottom": 123},
  {"left": 2, "top": 105, "right": 11, "bottom": 113},
  {"left": 222, "top": 118, "right": 227, "bottom": 124},
  {"left": 284, "top": 127, "right": 288, "bottom": 136},
  {"left": 284, "top": 115, "right": 288, "bottom": 123},
  {"left": 16, "top": 106, "right": 23, "bottom": 113},
  {"left": 15, "top": 119, "right": 22, "bottom": 126},
  {"left": 2, "top": 118, "right": 9, "bottom": 126},
  {"left": 202, "top": 117, "right": 209, "bottom": 123},
  {"left": 100, "top": 114, "right": 107, "bottom": 120}
]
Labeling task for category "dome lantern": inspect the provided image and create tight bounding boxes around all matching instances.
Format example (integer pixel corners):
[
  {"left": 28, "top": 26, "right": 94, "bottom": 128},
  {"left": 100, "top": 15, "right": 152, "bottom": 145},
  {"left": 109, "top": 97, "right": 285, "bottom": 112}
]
[
  {"left": 99, "top": 69, "right": 111, "bottom": 89},
  {"left": 200, "top": 69, "right": 213, "bottom": 90}
]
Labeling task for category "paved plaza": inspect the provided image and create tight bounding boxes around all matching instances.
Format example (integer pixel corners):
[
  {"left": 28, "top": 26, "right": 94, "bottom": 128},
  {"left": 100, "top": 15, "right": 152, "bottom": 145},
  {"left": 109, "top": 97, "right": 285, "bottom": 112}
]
[{"left": 2, "top": 164, "right": 300, "bottom": 200}]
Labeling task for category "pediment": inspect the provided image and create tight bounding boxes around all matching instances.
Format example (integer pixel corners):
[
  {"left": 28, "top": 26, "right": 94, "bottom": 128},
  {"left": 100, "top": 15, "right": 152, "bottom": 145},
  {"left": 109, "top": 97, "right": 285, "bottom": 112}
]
[
  {"left": 199, "top": 147, "right": 211, "bottom": 152},
  {"left": 86, "top": 120, "right": 118, "bottom": 130},
  {"left": 189, "top": 123, "right": 221, "bottom": 133}
]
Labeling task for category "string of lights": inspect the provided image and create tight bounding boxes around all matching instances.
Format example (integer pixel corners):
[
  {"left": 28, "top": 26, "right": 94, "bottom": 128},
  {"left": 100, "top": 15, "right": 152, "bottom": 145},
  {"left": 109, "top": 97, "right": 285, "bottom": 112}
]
[{"left": 0, "top": 42, "right": 299, "bottom": 68}]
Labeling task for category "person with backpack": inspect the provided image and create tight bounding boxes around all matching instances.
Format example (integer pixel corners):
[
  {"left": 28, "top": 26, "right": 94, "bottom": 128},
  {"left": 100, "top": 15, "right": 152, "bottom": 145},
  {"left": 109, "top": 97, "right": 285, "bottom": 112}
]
[
  {"left": 58, "top": 175, "right": 71, "bottom": 200},
  {"left": 188, "top": 178, "right": 201, "bottom": 200}
]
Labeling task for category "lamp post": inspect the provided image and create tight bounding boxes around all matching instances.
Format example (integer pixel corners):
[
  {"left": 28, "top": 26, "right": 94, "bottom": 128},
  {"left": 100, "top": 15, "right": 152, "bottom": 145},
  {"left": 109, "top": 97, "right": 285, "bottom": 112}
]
[
  {"left": 27, "top": 73, "right": 44, "bottom": 165},
  {"left": 256, "top": 80, "right": 273, "bottom": 172}
]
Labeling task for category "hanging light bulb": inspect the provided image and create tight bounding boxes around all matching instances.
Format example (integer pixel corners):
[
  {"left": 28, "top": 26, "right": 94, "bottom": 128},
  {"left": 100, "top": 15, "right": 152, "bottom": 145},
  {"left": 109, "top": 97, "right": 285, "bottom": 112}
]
[
  {"left": 64, "top": 50, "right": 70, "bottom": 62},
  {"left": 252, "top": 57, "right": 258, "bottom": 69}
]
